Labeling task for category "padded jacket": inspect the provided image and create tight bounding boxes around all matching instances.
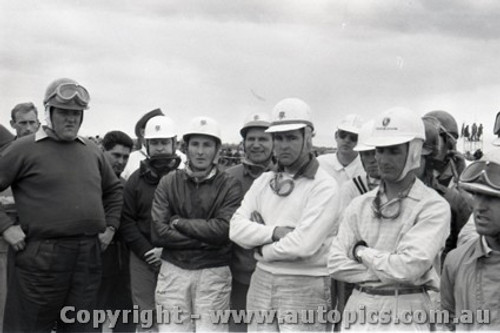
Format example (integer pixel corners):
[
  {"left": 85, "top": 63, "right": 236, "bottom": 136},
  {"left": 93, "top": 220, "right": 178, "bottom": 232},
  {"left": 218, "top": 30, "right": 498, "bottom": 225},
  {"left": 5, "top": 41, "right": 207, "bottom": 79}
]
[{"left": 151, "top": 168, "right": 242, "bottom": 270}]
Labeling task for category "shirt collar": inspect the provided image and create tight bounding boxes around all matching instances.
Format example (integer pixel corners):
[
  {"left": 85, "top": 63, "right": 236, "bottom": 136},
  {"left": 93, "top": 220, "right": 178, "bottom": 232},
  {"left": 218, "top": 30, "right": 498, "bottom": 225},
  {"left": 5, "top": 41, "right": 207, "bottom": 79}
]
[
  {"left": 480, "top": 236, "right": 493, "bottom": 258},
  {"left": 378, "top": 176, "right": 421, "bottom": 201},
  {"left": 333, "top": 154, "right": 360, "bottom": 171},
  {"left": 296, "top": 154, "right": 319, "bottom": 180},
  {"left": 242, "top": 158, "right": 275, "bottom": 178},
  {"left": 35, "top": 126, "right": 86, "bottom": 144}
]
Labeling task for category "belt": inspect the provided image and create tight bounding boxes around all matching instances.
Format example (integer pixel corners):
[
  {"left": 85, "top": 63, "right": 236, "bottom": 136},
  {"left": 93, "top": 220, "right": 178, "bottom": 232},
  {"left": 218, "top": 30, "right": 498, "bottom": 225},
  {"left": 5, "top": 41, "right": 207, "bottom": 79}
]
[{"left": 354, "top": 285, "right": 428, "bottom": 296}]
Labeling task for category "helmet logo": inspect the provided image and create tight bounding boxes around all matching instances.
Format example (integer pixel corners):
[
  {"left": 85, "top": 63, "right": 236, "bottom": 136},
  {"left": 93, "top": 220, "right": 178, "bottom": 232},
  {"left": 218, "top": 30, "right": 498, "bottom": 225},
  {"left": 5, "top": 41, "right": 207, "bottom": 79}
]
[
  {"left": 155, "top": 125, "right": 161, "bottom": 131},
  {"left": 382, "top": 117, "right": 391, "bottom": 127},
  {"left": 278, "top": 111, "right": 286, "bottom": 120},
  {"left": 200, "top": 119, "right": 207, "bottom": 126},
  {"left": 254, "top": 115, "right": 260, "bottom": 121}
]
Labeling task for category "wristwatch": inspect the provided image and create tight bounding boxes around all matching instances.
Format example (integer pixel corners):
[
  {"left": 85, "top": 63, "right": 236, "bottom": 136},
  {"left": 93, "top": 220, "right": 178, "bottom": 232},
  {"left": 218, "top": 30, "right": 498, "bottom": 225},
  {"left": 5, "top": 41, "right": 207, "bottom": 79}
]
[
  {"left": 353, "top": 240, "right": 368, "bottom": 263},
  {"left": 107, "top": 225, "right": 117, "bottom": 232}
]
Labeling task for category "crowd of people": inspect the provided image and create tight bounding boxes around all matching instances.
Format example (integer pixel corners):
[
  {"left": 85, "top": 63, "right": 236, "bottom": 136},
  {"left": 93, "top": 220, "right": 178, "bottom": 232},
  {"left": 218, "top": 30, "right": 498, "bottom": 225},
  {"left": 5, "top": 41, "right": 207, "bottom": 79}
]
[{"left": 0, "top": 77, "right": 499, "bottom": 332}]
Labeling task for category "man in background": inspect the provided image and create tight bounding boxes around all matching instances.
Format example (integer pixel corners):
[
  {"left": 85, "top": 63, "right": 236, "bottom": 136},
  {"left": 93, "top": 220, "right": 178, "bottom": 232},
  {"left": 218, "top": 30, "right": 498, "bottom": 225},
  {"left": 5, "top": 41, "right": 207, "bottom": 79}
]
[
  {"left": 122, "top": 108, "right": 165, "bottom": 180},
  {"left": 318, "top": 114, "right": 365, "bottom": 187},
  {"left": 226, "top": 112, "right": 274, "bottom": 332},
  {"left": 10, "top": 102, "right": 40, "bottom": 138},
  {"left": 96, "top": 130, "right": 135, "bottom": 332},
  {"left": 0, "top": 125, "right": 14, "bottom": 333}
]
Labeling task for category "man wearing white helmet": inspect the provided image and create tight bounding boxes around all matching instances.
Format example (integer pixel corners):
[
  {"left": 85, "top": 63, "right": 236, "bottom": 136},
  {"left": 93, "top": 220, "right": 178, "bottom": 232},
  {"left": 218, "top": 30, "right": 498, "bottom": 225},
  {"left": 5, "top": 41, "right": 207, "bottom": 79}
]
[
  {"left": 151, "top": 116, "right": 242, "bottom": 332},
  {"left": 441, "top": 149, "right": 500, "bottom": 330},
  {"left": 230, "top": 98, "right": 340, "bottom": 331},
  {"left": 120, "top": 116, "right": 181, "bottom": 332},
  {"left": 122, "top": 108, "right": 186, "bottom": 180},
  {"left": 0, "top": 78, "right": 123, "bottom": 332},
  {"left": 318, "top": 114, "right": 365, "bottom": 187},
  {"left": 334, "top": 120, "right": 382, "bottom": 326},
  {"left": 338, "top": 120, "right": 381, "bottom": 211},
  {"left": 328, "top": 107, "right": 450, "bottom": 330},
  {"left": 225, "top": 112, "right": 274, "bottom": 332}
]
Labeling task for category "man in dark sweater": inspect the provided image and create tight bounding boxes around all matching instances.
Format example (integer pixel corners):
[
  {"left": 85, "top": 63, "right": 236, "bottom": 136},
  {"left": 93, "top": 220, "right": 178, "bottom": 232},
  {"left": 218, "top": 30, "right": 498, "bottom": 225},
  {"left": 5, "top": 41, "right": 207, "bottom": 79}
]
[
  {"left": 0, "top": 125, "right": 14, "bottom": 332},
  {"left": 93, "top": 130, "right": 135, "bottom": 332},
  {"left": 0, "top": 78, "right": 123, "bottom": 333},
  {"left": 225, "top": 112, "right": 274, "bottom": 332}
]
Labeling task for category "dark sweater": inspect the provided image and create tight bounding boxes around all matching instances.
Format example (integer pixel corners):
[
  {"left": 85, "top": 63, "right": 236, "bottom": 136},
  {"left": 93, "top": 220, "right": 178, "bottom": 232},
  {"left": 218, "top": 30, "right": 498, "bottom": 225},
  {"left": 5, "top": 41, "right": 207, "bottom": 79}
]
[{"left": 0, "top": 133, "right": 122, "bottom": 238}]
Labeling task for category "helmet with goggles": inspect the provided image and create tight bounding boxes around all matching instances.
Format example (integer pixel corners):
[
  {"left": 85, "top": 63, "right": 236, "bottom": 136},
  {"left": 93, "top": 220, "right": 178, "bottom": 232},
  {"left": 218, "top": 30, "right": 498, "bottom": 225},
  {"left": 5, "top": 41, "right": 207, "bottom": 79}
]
[
  {"left": 183, "top": 116, "right": 221, "bottom": 145},
  {"left": 144, "top": 116, "right": 177, "bottom": 140},
  {"left": 266, "top": 98, "right": 313, "bottom": 133},
  {"left": 44, "top": 78, "right": 90, "bottom": 111},
  {"left": 424, "top": 110, "right": 459, "bottom": 140},
  {"left": 240, "top": 112, "right": 270, "bottom": 138},
  {"left": 459, "top": 149, "right": 500, "bottom": 198},
  {"left": 421, "top": 116, "right": 442, "bottom": 157},
  {"left": 365, "top": 107, "right": 425, "bottom": 147}
]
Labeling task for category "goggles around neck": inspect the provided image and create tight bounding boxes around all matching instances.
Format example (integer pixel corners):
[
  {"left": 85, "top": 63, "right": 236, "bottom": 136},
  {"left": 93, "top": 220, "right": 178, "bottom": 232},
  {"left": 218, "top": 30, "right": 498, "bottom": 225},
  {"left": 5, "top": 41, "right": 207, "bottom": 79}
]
[
  {"left": 460, "top": 160, "right": 500, "bottom": 190},
  {"left": 371, "top": 178, "right": 414, "bottom": 220},
  {"left": 46, "top": 83, "right": 90, "bottom": 107},
  {"left": 269, "top": 172, "right": 295, "bottom": 197}
]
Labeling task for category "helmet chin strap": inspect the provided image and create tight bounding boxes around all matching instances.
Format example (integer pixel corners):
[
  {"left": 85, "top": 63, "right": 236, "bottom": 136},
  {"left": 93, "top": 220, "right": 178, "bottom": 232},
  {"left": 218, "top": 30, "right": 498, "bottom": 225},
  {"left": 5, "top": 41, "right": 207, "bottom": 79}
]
[
  {"left": 44, "top": 106, "right": 53, "bottom": 129},
  {"left": 282, "top": 127, "right": 312, "bottom": 175},
  {"left": 396, "top": 139, "right": 423, "bottom": 182}
]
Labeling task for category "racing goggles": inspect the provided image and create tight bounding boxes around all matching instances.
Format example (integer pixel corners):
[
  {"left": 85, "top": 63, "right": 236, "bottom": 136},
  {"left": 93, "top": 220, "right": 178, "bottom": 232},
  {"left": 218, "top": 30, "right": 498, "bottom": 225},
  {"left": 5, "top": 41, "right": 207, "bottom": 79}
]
[
  {"left": 460, "top": 160, "right": 500, "bottom": 190},
  {"left": 269, "top": 172, "right": 295, "bottom": 197},
  {"left": 46, "top": 83, "right": 90, "bottom": 107},
  {"left": 371, "top": 194, "right": 403, "bottom": 220}
]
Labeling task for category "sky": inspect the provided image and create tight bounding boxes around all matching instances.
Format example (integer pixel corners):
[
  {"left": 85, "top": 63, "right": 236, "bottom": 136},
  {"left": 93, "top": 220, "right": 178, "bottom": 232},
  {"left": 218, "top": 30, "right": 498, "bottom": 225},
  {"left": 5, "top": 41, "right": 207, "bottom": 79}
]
[{"left": 1, "top": 0, "right": 500, "bottom": 148}]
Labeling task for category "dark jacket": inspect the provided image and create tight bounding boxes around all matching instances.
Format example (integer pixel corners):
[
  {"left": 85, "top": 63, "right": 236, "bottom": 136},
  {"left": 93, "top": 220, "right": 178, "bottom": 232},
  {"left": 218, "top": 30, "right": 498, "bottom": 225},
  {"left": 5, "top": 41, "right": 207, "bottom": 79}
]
[
  {"left": 225, "top": 162, "right": 273, "bottom": 284},
  {"left": 120, "top": 160, "right": 165, "bottom": 259},
  {"left": 151, "top": 167, "right": 242, "bottom": 270}
]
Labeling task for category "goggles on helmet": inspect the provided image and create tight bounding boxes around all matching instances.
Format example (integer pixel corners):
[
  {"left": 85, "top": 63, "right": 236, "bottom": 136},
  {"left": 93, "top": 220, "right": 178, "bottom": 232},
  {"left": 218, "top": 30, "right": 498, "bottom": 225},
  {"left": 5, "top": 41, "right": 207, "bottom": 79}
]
[
  {"left": 460, "top": 160, "right": 500, "bottom": 190},
  {"left": 46, "top": 83, "right": 90, "bottom": 107}
]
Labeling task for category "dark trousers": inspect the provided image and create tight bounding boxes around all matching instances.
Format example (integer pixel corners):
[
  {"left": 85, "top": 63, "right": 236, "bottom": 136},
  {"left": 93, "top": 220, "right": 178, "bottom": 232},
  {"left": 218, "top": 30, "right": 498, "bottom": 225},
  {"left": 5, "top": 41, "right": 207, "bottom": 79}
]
[
  {"left": 92, "top": 241, "right": 135, "bottom": 332},
  {"left": 4, "top": 237, "right": 102, "bottom": 333},
  {"left": 229, "top": 278, "right": 250, "bottom": 333}
]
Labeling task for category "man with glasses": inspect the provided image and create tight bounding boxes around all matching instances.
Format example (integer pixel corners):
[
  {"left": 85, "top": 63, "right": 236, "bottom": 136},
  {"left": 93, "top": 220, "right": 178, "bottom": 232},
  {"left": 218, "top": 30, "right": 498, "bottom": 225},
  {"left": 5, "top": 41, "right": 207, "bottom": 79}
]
[
  {"left": 10, "top": 102, "right": 40, "bottom": 138},
  {"left": 339, "top": 120, "right": 381, "bottom": 209},
  {"left": 328, "top": 107, "right": 450, "bottom": 330},
  {"left": 441, "top": 149, "right": 500, "bottom": 330},
  {"left": 0, "top": 78, "right": 123, "bottom": 332},
  {"left": 230, "top": 98, "right": 340, "bottom": 332},
  {"left": 318, "top": 114, "right": 365, "bottom": 187}
]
